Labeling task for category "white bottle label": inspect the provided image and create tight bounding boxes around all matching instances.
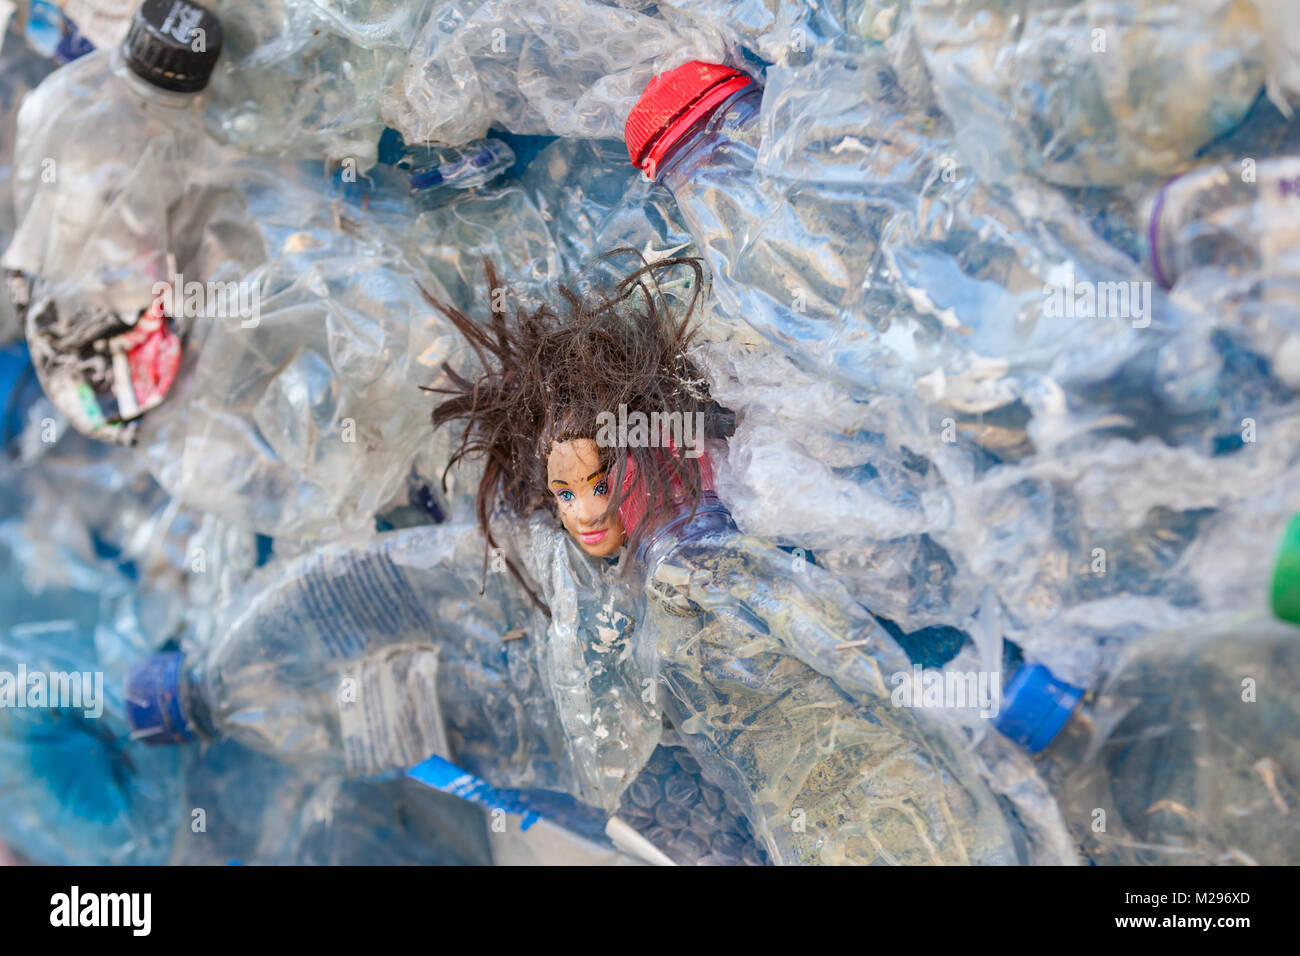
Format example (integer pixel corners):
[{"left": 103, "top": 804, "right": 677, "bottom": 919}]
[{"left": 338, "top": 645, "right": 449, "bottom": 777}]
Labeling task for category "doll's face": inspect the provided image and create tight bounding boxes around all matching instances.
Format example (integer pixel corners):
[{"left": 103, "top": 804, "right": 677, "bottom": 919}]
[{"left": 546, "top": 438, "right": 626, "bottom": 558}]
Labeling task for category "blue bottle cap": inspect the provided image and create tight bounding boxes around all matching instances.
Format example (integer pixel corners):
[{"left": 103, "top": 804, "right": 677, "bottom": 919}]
[
  {"left": 994, "top": 663, "right": 1085, "bottom": 754},
  {"left": 125, "top": 652, "right": 195, "bottom": 745}
]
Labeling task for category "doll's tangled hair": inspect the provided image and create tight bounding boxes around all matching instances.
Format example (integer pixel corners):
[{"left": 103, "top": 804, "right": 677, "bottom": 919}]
[{"left": 421, "top": 249, "right": 713, "bottom": 614}]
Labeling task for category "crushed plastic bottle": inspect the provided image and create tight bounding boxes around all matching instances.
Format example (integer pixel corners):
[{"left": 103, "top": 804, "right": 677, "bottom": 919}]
[
  {"left": 3, "top": 0, "right": 225, "bottom": 443},
  {"left": 6, "top": 0, "right": 1300, "bottom": 872},
  {"left": 385, "top": 0, "right": 725, "bottom": 147},
  {"left": 910, "top": 0, "right": 1269, "bottom": 187},
  {"left": 626, "top": 56, "right": 1175, "bottom": 415},
  {"left": 628, "top": 54, "right": 1300, "bottom": 701},
  {"left": 400, "top": 137, "right": 515, "bottom": 208},
  {"left": 204, "top": 0, "right": 424, "bottom": 169},
  {"left": 124, "top": 521, "right": 562, "bottom": 780},
  {"left": 130, "top": 158, "right": 461, "bottom": 540},
  {"left": 411, "top": 136, "right": 703, "bottom": 316}
]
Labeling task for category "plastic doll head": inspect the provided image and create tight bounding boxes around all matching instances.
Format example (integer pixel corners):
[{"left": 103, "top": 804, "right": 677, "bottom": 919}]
[
  {"left": 545, "top": 437, "right": 625, "bottom": 558},
  {"left": 423, "top": 251, "right": 714, "bottom": 611}
]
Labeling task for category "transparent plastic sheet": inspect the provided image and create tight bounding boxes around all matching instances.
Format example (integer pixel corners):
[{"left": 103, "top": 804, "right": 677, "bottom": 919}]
[
  {"left": 205, "top": 0, "right": 425, "bottom": 168},
  {"left": 383, "top": 0, "right": 725, "bottom": 147},
  {"left": 1053, "top": 616, "right": 1300, "bottom": 865},
  {"left": 909, "top": 0, "right": 1267, "bottom": 187},
  {"left": 133, "top": 160, "right": 464, "bottom": 540}
]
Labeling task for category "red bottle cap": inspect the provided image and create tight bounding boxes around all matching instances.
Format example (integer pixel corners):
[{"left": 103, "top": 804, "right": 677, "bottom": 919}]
[{"left": 625, "top": 61, "right": 754, "bottom": 180}]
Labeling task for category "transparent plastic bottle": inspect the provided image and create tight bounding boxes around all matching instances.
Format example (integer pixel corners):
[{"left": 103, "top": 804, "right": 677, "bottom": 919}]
[
  {"left": 624, "top": 493, "right": 1025, "bottom": 865},
  {"left": 995, "top": 513, "right": 1300, "bottom": 864},
  {"left": 625, "top": 63, "right": 822, "bottom": 360},
  {"left": 909, "top": 0, "right": 1268, "bottom": 188},
  {"left": 1146, "top": 157, "right": 1300, "bottom": 289},
  {"left": 125, "top": 531, "right": 469, "bottom": 778},
  {"left": 123, "top": 522, "right": 585, "bottom": 784},
  {"left": 623, "top": 60, "right": 1128, "bottom": 401},
  {"left": 2, "top": 0, "right": 224, "bottom": 444},
  {"left": 125, "top": 520, "right": 748, "bottom": 863}
]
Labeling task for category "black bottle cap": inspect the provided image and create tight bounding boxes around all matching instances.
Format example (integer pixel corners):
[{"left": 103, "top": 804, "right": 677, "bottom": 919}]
[{"left": 121, "top": 0, "right": 223, "bottom": 93}]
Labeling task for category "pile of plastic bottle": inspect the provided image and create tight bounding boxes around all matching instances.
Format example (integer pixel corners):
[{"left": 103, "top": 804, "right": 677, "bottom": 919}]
[{"left": 2, "top": 0, "right": 1299, "bottom": 866}]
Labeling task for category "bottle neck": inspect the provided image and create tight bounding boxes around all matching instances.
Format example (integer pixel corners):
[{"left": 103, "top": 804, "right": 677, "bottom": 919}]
[
  {"left": 634, "top": 492, "right": 735, "bottom": 568},
  {"left": 653, "top": 85, "right": 762, "bottom": 184},
  {"left": 111, "top": 46, "right": 204, "bottom": 109}
]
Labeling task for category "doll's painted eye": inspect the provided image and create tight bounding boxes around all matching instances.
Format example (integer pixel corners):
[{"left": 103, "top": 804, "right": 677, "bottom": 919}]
[
  {"left": 592, "top": 479, "right": 609, "bottom": 497},
  {"left": 556, "top": 488, "right": 575, "bottom": 503}
]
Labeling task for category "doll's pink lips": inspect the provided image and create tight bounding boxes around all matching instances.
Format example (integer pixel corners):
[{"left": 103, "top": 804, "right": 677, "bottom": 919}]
[{"left": 579, "top": 528, "right": 608, "bottom": 546}]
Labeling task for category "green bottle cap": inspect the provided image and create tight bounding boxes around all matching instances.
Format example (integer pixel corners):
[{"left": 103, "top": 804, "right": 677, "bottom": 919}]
[{"left": 1271, "top": 513, "right": 1300, "bottom": 626}]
